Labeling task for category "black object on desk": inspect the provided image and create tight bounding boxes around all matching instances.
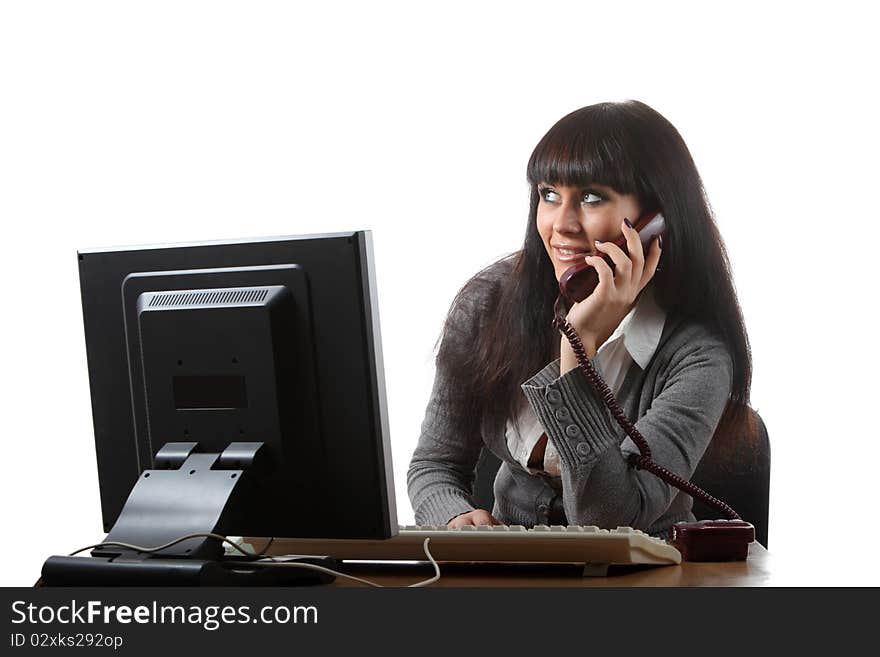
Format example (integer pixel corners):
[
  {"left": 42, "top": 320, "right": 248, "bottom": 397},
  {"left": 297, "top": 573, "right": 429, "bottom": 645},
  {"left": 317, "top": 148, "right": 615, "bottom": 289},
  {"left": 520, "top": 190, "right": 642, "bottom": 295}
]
[{"left": 41, "top": 231, "right": 396, "bottom": 586}]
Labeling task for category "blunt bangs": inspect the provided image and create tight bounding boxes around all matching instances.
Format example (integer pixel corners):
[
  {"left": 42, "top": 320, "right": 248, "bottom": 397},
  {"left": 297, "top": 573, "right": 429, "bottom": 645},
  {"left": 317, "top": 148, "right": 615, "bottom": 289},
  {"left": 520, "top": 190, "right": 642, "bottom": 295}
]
[{"left": 526, "top": 105, "right": 644, "bottom": 198}]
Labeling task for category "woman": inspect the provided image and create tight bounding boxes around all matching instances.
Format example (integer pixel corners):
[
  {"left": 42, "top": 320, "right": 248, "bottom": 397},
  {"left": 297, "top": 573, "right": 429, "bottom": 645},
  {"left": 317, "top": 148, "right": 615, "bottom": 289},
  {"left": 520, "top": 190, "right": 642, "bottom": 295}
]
[{"left": 407, "top": 100, "right": 752, "bottom": 538}]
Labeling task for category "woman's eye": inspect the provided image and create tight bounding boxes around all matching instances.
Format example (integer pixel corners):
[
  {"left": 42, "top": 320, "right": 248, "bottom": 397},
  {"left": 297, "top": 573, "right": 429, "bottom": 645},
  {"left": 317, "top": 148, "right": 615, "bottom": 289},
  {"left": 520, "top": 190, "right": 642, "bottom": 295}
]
[
  {"left": 540, "top": 188, "right": 560, "bottom": 203},
  {"left": 538, "top": 187, "right": 602, "bottom": 204}
]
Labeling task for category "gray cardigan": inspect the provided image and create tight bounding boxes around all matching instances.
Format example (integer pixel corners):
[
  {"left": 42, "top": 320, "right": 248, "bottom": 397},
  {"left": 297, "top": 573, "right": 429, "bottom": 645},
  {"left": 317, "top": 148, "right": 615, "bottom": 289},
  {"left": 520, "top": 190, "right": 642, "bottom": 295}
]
[{"left": 406, "top": 258, "right": 734, "bottom": 537}]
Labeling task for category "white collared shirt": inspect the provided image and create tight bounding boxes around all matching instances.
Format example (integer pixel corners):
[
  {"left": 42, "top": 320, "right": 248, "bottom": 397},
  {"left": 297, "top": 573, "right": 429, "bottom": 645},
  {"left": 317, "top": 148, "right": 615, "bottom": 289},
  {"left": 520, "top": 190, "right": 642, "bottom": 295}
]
[{"left": 506, "top": 285, "right": 667, "bottom": 476}]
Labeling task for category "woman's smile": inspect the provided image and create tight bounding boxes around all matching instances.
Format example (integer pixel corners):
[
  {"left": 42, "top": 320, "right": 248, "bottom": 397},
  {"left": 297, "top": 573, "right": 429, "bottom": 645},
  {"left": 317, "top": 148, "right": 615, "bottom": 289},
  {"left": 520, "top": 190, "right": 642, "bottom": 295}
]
[{"left": 551, "top": 244, "right": 593, "bottom": 262}]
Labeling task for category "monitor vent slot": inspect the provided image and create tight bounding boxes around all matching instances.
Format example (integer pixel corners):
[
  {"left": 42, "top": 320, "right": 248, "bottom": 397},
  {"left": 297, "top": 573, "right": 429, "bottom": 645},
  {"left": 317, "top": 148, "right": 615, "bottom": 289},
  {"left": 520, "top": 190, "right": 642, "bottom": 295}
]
[{"left": 148, "top": 288, "right": 270, "bottom": 307}]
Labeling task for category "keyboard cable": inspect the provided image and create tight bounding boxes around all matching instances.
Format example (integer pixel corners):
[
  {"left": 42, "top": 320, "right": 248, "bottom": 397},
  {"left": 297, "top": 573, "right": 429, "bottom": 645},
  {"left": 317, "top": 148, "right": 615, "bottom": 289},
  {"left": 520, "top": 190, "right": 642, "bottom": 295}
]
[{"left": 53, "top": 533, "right": 441, "bottom": 588}]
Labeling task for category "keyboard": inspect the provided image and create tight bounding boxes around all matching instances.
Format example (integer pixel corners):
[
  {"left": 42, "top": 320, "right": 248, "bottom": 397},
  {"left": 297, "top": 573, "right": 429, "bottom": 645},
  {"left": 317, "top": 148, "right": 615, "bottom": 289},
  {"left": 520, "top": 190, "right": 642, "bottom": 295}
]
[{"left": 258, "top": 525, "right": 682, "bottom": 567}]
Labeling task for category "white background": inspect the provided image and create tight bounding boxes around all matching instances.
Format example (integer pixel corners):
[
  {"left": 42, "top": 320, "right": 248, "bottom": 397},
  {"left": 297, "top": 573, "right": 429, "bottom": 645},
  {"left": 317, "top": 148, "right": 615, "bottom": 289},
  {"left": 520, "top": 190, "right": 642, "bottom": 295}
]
[{"left": 1, "top": 1, "right": 877, "bottom": 586}]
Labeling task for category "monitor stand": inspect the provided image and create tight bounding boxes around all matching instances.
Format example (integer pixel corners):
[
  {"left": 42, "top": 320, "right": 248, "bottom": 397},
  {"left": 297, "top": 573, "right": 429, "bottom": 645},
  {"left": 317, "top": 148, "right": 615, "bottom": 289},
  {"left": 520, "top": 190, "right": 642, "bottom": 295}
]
[{"left": 40, "top": 442, "right": 338, "bottom": 586}]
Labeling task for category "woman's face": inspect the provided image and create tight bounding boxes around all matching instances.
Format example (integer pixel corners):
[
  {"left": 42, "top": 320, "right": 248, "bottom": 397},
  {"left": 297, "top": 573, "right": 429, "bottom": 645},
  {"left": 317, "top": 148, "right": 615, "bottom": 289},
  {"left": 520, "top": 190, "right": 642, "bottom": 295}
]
[{"left": 535, "top": 182, "right": 642, "bottom": 281}]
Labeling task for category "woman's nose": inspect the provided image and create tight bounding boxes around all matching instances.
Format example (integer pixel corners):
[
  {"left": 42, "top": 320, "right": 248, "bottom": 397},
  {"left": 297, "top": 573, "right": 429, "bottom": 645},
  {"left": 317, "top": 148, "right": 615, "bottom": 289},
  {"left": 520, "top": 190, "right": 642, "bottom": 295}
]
[{"left": 553, "top": 202, "right": 583, "bottom": 234}]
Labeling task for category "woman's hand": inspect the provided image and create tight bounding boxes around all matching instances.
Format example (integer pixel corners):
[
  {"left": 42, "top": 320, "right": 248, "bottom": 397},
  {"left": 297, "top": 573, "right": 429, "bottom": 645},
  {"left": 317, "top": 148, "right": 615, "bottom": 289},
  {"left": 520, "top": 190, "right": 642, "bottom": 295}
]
[
  {"left": 563, "top": 218, "right": 662, "bottom": 358},
  {"left": 447, "top": 509, "right": 504, "bottom": 528}
]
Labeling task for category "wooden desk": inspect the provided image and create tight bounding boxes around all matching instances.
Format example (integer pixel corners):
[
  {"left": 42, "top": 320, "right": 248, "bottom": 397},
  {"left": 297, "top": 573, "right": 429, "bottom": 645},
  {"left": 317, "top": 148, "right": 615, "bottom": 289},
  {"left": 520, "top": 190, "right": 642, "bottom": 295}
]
[{"left": 324, "top": 542, "right": 772, "bottom": 587}]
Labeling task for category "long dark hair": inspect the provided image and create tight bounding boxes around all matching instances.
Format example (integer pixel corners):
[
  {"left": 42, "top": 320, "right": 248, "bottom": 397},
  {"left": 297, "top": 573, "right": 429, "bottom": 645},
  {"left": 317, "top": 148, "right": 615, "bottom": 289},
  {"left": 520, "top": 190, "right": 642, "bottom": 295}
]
[{"left": 436, "top": 100, "right": 752, "bottom": 449}]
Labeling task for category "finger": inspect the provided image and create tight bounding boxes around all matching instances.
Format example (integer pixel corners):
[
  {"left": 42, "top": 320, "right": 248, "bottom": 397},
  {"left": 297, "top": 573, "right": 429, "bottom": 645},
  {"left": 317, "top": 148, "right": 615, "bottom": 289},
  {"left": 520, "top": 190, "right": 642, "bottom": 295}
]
[
  {"left": 447, "top": 511, "right": 475, "bottom": 528},
  {"left": 585, "top": 254, "right": 614, "bottom": 296},
  {"left": 471, "top": 510, "right": 496, "bottom": 526},
  {"left": 474, "top": 511, "right": 505, "bottom": 526},
  {"left": 621, "top": 217, "right": 646, "bottom": 286},
  {"left": 638, "top": 234, "right": 662, "bottom": 291},
  {"left": 593, "top": 239, "right": 632, "bottom": 281}
]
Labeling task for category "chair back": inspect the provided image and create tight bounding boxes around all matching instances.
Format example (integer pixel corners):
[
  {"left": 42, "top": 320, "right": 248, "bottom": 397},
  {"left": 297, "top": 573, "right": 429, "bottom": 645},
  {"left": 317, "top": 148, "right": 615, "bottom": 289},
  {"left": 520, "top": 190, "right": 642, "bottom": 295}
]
[{"left": 691, "top": 409, "right": 771, "bottom": 547}]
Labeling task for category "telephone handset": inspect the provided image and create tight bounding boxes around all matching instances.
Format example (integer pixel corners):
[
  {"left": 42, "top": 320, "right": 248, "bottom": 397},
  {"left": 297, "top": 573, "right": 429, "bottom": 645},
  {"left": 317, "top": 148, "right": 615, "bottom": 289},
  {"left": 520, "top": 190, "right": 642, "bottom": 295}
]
[
  {"left": 552, "top": 212, "right": 756, "bottom": 561},
  {"left": 558, "top": 211, "right": 666, "bottom": 304}
]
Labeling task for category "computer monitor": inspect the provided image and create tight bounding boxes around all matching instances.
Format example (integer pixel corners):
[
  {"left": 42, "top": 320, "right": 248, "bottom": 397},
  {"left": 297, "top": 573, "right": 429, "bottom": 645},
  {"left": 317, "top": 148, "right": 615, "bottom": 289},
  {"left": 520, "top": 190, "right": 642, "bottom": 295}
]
[{"left": 42, "top": 230, "right": 397, "bottom": 585}]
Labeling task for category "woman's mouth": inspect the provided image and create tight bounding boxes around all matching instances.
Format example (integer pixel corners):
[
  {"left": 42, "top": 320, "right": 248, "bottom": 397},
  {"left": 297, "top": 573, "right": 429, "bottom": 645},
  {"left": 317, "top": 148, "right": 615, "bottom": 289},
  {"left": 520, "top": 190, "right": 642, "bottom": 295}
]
[{"left": 553, "top": 247, "right": 590, "bottom": 262}]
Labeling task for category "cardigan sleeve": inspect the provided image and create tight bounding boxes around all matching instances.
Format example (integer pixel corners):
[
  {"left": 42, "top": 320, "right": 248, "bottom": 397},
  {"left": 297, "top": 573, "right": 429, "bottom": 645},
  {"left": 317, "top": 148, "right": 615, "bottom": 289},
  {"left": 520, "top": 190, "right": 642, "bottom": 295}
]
[
  {"left": 520, "top": 327, "right": 733, "bottom": 529},
  {"left": 406, "top": 281, "right": 489, "bottom": 526}
]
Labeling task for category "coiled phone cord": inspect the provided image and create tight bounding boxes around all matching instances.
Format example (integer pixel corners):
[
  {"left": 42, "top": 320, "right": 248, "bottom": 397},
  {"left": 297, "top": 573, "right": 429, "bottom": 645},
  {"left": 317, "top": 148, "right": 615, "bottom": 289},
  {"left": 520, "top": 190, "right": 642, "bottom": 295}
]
[{"left": 552, "top": 297, "right": 740, "bottom": 521}]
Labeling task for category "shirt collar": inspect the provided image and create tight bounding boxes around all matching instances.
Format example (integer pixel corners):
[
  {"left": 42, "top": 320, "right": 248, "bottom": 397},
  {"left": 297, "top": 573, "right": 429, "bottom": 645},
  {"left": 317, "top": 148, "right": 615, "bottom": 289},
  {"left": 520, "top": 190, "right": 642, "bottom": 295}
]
[{"left": 603, "top": 284, "right": 667, "bottom": 370}]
